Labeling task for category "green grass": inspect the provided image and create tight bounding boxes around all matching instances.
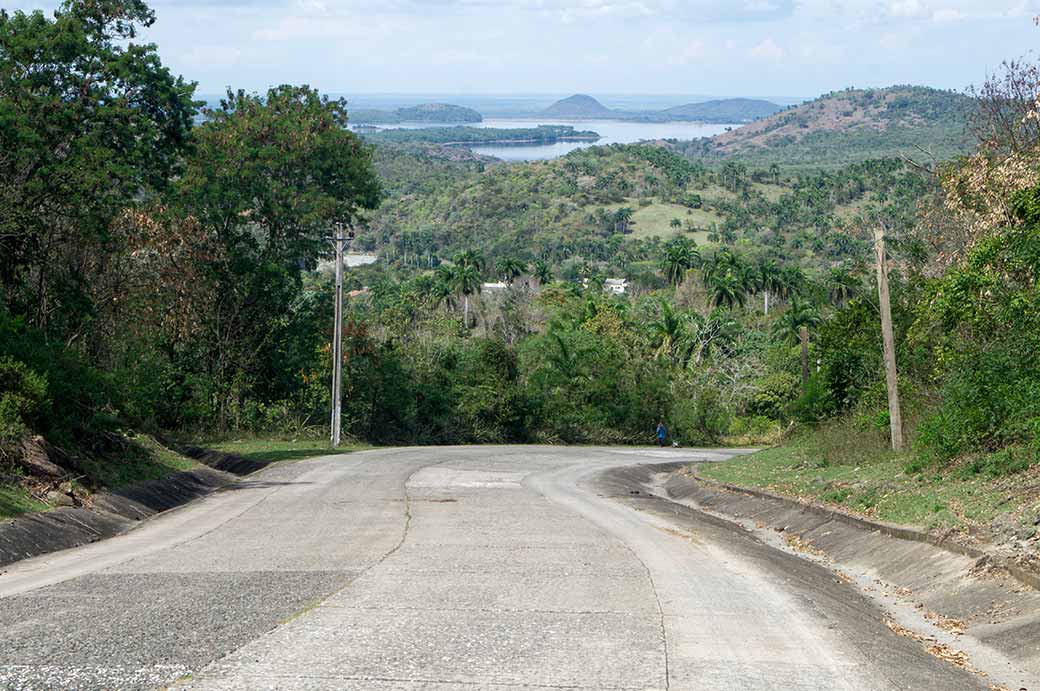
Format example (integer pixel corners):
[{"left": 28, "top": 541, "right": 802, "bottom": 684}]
[
  {"left": 0, "top": 484, "right": 47, "bottom": 520},
  {"left": 76, "top": 434, "right": 200, "bottom": 489},
  {"left": 598, "top": 198, "right": 720, "bottom": 242},
  {"left": 700, "top": 419, "right": 1030, "bottom": 532},
  {"left": 200, "top": 437, "right": 368, "bottom": 464}
]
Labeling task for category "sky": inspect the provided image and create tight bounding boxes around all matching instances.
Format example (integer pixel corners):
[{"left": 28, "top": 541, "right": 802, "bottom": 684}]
[{"left": 11, "top": 0, "right": 1040, "bottom": 99}]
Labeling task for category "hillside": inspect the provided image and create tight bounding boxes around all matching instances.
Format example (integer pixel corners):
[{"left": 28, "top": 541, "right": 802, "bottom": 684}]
[
  {"left": 661, "top": 98, "right": 781, "bottom": 123},
  {"left": 542, "top": 94, "right": 780, "bottom": 123},
  {"left": 351, "top": 103, "right": 482, "bottom": 124},
  {"left": 543, "top": 94, "right": 615, "bottom": 118},
  {"left": 688, "top": 86, "right": 973, "bottom": 167}
]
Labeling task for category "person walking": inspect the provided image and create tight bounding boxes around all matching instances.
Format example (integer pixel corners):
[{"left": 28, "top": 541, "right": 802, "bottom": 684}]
[{"left": 655, "top": 420, "right": 667, "bottom": 448}]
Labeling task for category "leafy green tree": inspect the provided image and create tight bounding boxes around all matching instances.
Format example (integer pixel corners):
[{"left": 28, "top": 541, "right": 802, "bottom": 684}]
[
  {"left": 173, "top": 84, "right": 380, "bottom": 427},
  {"left": 670, "top": 218, "right": 683, "bottom": 230},
  {"left": 0, "top": 0, "right": 196, "bottom": 333}
]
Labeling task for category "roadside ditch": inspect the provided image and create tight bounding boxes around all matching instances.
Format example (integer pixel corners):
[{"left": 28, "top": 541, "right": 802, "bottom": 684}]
[
  {"left": 0, "top": 442, "right": 269, "bottom": 569},
  {"left": 631, "top": 462, "right": 1040, "bottom": 691}
]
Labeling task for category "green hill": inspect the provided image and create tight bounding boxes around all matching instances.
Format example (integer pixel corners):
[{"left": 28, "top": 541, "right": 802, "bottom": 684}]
[
  {"left": 660, "top": 98, "right": 781, "bottom": 123},
  {"left": 543, "top": 94, "right": 615, "bottom": 118},
  {"left": 684, "top": 86, "right": 973, "bottom": 167},
  {"left": 351, "top": 103, "right": 482, "bottom": 124}
]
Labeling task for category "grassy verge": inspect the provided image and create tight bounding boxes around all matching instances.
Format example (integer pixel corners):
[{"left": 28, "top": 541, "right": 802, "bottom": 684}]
[
  {"left": 701, "top": 418, "right": 1038, "bottom": 535},
  {"left": 0, "top": 484, "right": 48, "bottom": 520},
  {"left": 76, "top": 434, "right": 201, "bottom": 489},
  {"left": 198, "top": 437, "right": 368, "bottom": 464}
]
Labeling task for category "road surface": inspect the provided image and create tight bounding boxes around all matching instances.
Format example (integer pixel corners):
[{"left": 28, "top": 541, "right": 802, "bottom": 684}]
[{"left": 0, "top": 446, "right": 984, "bottom": 690}]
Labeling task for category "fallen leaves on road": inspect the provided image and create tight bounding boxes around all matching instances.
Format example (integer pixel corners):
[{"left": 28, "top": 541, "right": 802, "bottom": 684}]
[
  {"left": 927, "top": 643, "right": 977, "bottom": 672},
  {"left": 783, "top": 532, "right": 827, "bottom": 558},
  {"left": 886, "top": 620, "right": 978, "bottom": 674},
  {"left": 925, "top": 611, "right": 968, "bottom": 635}
]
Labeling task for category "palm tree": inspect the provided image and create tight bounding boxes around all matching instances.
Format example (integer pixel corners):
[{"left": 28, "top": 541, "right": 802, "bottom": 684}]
[
  {"left": 647, "top": 300, "right": 703, "bottom": 366},
  {"left": 776, "top": 265, "right": 806, "bottom": 302},
  {"left": 496, "top": 257, "right": 525, "bottom": 284},
  {"left": 429, "top": 266, "right": 455, "bottom": 310},
  {"left": 826, "top": 263, "right": 860, "bottom": 307},
  {"left": 707, "top": 271, "right": 748, "bottom": 310},
  {"left": 662, "top": 238, "right": 700, "bottom": 287},
  {"left": 613, "top": 207, "right": 634, "bottom": 234},
  {"left": 453, "top": 249, "right": 485, "bottom": 272},
  {"left": 774, "top": 298, "right": 822, "bottom": 384},
  {"left": 756, "top": 260, "right": 783, "bottom": 315},
  {"left": 449, "top": 263, "right": 482, "bottom": 327},
  {"left": 532, "top": 259, "right": 553, "bottom": 286},
  {"left": 773, "top": 298, "right": 822, "bottom": 344}
]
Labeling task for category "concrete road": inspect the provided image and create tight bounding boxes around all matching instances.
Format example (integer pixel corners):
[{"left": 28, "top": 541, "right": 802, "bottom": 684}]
[{"left": 0, "top": 447, "right": 984, "bottom": 690}]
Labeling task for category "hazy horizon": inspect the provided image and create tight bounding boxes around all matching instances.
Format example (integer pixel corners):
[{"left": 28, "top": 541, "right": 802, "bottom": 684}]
[{"left": 8, "top": 1, "right": 1040, "bottom": 97}]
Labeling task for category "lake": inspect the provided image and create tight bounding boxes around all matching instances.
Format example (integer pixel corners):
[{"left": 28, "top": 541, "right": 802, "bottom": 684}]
[
  {"left": 354, "top": 118, "right": 736, "bottom": 161},
  {"left": 470, "top": 119, "right": 736, "bottom": 160}
]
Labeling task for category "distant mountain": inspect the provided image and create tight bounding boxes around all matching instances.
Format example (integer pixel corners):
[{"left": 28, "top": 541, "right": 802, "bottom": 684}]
[
  {"left": 704, "top": 86, "right": 972, "bottom": 163},
  {"left": 541, "top": 93, "right": 780, "bottom": 124},
  {"left": 661, "top": 98, "right": 782, "bottom": 123},
  {"left": 351, "top": 103, "right": 482, "bottom": 124},
  {"left": 543, "top": 94, "right": 614, "bottom": 118}
]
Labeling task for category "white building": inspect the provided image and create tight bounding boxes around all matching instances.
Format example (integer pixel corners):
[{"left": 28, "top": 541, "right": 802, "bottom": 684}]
[{"left": 603, "top": 278, "right": 629, "bottom": 295}]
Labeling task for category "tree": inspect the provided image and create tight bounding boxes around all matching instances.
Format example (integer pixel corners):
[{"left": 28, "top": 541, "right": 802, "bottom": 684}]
[
  {"left": 707, "top": 271, "right": 748, "bottom": 310},
  {"left": 670, "top": 218, "right": 683, "bottom": 230},
  {"left": 532, "top": 260, "right": 553, "bottom": 286},
  {"left": 614, "top": 207, "right": 634, "bottom": 234},
  {"left": 453, "top": 249, "right": 485, "bottom": 273},
  {"left": 173, "top": 84, "right": 381, "bottom": 427},
  {"left": 662, "top": 238, "right": 700, "bottom": 287},
  {"left": 496, "top": 257, "right": 525, "bottom": 284},
  {"left": 826, "top": 263, "right": 861, "bottom": 307},
  {"left": 0, "top": 0, "right": 196, "bottom": 334},
  {"left": 756, "top": 260, "right": 783, "bottom": 315},
  {"left": 773, "top": 298, "right": 821, "bottom": 385},
  {"left": 450, "top": 264, "right": 482, "bottom": 327}
]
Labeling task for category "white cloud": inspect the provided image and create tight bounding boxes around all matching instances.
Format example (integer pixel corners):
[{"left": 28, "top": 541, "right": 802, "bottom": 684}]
[{"left": 750, "top": 38, "right": 786, "bottom": 62}]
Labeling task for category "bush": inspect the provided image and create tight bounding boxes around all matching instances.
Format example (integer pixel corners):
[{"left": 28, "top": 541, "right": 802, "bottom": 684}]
[
  {"left": 788, "top": 375, "right": 834, "bottom": 425},
  {"left": 0, "top": 356, "right": 49, "bottom": 444},
  {"left": 671, "top": 387, "right": 731, "bottom": 445}
]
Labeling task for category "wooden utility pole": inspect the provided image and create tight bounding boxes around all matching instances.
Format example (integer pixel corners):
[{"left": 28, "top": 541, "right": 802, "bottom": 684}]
[
  {"left": 329, "top": 225, "right": 353, "bottom": 448},
  {"left": 874, "top": 226, "right": 904, "bottom": 451}
]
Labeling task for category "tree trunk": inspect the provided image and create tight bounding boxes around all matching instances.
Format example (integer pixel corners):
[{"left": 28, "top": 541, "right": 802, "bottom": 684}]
[
  {"left": 874, "top": 227, "right": 904, "bottom": 451},
  {"left": 800, "top": 325, "right": 810, "bottom": 386},
  {"left": 764, "top": 290, "right": 769, "bottom": 315},
  {"left": 463, "top": 295, "right": 470, "bottom": 328}
]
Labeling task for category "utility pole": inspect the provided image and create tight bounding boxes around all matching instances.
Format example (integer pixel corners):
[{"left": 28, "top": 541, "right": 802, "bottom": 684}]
[
  {"left": 874, "top": 225, "right": 904, "bottom": 451},
  {"left": 329, "top": 224, "right": 354, "bottom": 448},
  {"left": 800, "top": 325, "right": 810, "bottom": 386}
]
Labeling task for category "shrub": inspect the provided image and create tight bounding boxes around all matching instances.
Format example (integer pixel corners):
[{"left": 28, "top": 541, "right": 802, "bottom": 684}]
[{"left": 0, "top": 356, "right": 49, "bottom": 444}]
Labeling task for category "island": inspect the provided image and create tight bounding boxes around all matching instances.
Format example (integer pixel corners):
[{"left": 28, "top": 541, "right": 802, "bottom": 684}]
[{"left": 361, "top": 124, "right": 601, "bottom": 146}]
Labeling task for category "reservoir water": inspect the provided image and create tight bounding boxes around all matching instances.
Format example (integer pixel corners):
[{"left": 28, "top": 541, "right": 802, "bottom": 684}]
[
  {"left": 354, "top": 119, "right": 736, "bottom": 161},
  {"left": 469, "top": 119, "right": 735, "bottom": 160}
]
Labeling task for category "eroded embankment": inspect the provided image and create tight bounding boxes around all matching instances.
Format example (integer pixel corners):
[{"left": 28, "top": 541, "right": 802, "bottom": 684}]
[
  {"left": 646, "top": 464, "right": 1040, "bottom": 688},
  {"left": 0, "top": 444, "right": 267, "bottom": 568}
]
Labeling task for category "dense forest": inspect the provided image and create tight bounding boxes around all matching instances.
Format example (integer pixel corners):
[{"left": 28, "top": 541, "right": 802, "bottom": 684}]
[{"left": 2, "top": 0, "right": 1039, "bottom": 524}]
